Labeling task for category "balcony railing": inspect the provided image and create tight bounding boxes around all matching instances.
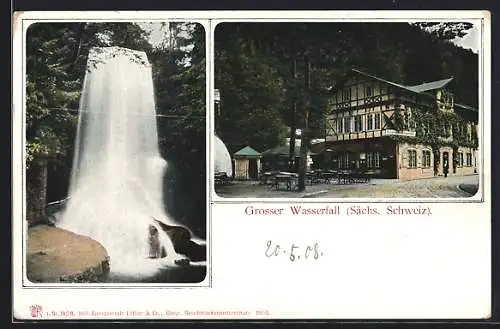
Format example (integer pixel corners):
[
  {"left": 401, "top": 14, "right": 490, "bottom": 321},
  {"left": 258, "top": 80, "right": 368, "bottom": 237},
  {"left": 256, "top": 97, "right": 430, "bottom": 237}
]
[
  {"left": 381, "top": 129, "right": 416, "bottom": 137},
  {"left": 438, "top": 136, "right": 453, "bottom": 142}
]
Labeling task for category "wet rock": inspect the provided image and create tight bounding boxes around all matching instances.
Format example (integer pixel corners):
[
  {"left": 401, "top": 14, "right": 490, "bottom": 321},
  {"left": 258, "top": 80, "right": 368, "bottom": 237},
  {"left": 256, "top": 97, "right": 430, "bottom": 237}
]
[
  {"left": 174, "top": 258, "right": 190, "bottom": 266},
  {"left": 182, "top": 241, "right": 206, "bottom": 262},
  {"left": 152, "top": 218, "right": 205, "bottom": 261}
]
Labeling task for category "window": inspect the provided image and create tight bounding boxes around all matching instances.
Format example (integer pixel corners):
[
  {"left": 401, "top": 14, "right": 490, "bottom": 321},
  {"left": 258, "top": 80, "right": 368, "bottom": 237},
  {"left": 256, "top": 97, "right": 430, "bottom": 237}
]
[
  {"left": 367, "top": 113, "right": 373, "bottom": 130},
  {"left": 365, "top": 86, "right": 373, "bottom": 97},
  {"left": 443, "top": 123, "right": 452, "bottom": 137},
  {"left": 339, "top": 153, "right": 349, "bottom": 169},
  {"left": 366, "top": 152, "right": 381, "bottom": 168},
  {"left": 374, "top": 152, "right": 380, "bottom": 168},
  {"left": 404, "top": 109, "right": 414, "bottom": 129},
  {"left": 374, "top": 113, "right": 381, "bottom": 129},
  {"left": 408, "top": 150, "right": 417, "bottom": 168},
  {"left": 354, "top": 115, "right": 363, "bottom": 132},
  {"left": 338, "top": 117, "right": 344, "bottom": 133},
  {"left": 331, "top": 119, "right": 337, "bottom": 133},
  {"left": 466, "top": 153, "right": 472, "bottom": 167},
  {"left": 422, "top": 150, "right": 431, "bottom": 168},
  {"left": 457, "top": 153, "right": 464, "bottom": 167},
  {"left": 342, "top": 89, "right": 350, "bottom": 102},
  {"left": 423, "top": 122, "right": 430, "bottom": 135},
  {"left": 343, "top": 117, "right": 351, "bottom": 133}
]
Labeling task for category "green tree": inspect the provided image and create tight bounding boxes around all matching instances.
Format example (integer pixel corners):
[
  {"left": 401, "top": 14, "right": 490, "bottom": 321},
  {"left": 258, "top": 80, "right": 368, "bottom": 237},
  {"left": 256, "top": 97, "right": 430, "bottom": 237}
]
[
  {"left": 215, "top": 32, "right": 288, "bottom": 154},
  {"left": 26, "top": 23, "right": 82, "bottom": 224}
]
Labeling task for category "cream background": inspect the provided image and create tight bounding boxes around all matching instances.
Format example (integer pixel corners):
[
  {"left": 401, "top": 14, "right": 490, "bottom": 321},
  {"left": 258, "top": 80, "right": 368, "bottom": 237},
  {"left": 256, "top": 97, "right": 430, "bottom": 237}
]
[{"left": 12, "top": 10, "right": 491, "bottom": 320}]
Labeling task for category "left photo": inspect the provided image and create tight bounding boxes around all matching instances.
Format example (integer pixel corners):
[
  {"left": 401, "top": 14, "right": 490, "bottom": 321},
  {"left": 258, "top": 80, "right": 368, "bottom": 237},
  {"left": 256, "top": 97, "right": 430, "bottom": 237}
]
[{"left": 24, "top": 21, "right": 207, "bottom": 283}]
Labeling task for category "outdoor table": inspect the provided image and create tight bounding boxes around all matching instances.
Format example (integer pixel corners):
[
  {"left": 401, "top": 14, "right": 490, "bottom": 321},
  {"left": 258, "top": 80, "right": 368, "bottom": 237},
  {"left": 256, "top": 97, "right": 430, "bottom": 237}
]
[
  {"left": 320, "top": 171, "right": 338, "bottom": 184},
  {"left": 259, "top": 172, "right": 272, "bottom": 185},
  {"left": 337, "top": 171, "right": 352, "bottom": 184},
  {"left": 351, "top": 170, "right": 367, "bottom": 183},
  {"left": 305, "top": 171, "right": 318, "bottom": 185},
  {"left": 260, "top": 171, "right": 280, "bottom": 185},
  {"left": 274, "top": 173, "right": 298, "bottom": 191}
]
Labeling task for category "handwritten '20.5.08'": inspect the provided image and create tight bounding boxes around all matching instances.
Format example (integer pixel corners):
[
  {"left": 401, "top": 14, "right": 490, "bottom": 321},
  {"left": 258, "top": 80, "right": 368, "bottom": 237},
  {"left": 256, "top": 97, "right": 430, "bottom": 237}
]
[{"left": 265, "top": 240, "right": 323, "bottom": 262}]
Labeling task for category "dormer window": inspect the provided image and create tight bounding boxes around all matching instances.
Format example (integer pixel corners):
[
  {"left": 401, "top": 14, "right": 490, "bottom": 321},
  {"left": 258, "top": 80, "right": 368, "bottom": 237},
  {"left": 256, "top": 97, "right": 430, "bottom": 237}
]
[{"left": 439, "top": 90, "right": 454, "bottom": 111}]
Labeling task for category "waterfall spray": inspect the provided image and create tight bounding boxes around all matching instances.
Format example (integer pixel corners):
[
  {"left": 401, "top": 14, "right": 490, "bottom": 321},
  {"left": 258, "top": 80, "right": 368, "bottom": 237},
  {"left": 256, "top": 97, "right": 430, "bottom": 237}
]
[{"left": 57, "top": 47, "right": 183, "bottom": 277}]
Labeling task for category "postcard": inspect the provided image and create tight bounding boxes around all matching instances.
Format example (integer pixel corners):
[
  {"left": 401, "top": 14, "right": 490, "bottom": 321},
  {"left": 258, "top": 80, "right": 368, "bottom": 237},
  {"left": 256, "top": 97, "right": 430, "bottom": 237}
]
[{"left": 12, "top": 10, "right": 491, "bottom": 320}]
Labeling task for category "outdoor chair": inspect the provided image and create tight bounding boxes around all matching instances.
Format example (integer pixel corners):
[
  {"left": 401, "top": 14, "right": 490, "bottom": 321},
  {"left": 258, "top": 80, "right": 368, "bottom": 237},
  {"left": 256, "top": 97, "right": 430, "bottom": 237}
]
[{"left": 214, "top": 172, "right": 231, "bottom": 186}]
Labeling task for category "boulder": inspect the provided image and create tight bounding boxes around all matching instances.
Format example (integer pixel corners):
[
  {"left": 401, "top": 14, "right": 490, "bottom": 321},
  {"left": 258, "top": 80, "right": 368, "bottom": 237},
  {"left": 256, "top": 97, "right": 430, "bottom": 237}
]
[
  {"left": 152, "top": 218, "right": 205, "bottom": 261},
  {"left": 27, "top": 225, "right": 110, "bottom": 283}
]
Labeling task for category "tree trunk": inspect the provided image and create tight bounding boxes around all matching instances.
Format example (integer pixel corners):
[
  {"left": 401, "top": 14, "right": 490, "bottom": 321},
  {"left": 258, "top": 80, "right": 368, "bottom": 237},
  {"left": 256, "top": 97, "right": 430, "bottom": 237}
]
[
  {"left": 26, "top": 157, "right": 48, "bottom": 226},
  {"left": 288, "top": 57, "right": 297, "bottom": 172},
  {"left": 298, "top": 60, "right": 311, "bottom": 192}
]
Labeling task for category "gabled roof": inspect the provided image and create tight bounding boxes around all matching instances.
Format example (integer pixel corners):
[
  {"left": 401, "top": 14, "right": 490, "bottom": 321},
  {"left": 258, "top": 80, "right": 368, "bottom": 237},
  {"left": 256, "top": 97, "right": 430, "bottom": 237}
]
[
  {"left": 351, "top": 69, "right": 410, "bottom": 92},
  {"left": 405, "top": 78, "right": 454, "bottom": 93},
  {"left": 234, "top": 146, "right": 261, "bottom": 157},
  {"left": 351, "top": 69, "right": 453, "bottom": 94},
  {"left": 332, "top": 69, "right": 477, "bottom": 112}
]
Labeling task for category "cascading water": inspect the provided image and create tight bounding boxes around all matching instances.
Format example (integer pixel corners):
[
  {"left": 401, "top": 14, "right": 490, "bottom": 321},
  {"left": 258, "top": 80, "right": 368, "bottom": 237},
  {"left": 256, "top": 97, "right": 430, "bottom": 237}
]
[
  {"left": 57, "top": 46, "right": 183, "bottom": 278},
  {"left": 214, "top": 135, "right": 233, "bottom": 177}
]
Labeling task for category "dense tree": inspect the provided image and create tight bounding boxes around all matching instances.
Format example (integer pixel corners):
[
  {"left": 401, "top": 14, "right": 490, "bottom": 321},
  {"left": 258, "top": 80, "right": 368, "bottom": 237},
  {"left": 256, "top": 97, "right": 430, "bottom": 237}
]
[
  {"left": 215, "top": 31, "right": 288, "bottom": 154},
  {"left": 26, "top": 23, "right": 85, "bottom": 223},
  {"left": 414, "top": 22, "right": 474, "bottom": 41}
]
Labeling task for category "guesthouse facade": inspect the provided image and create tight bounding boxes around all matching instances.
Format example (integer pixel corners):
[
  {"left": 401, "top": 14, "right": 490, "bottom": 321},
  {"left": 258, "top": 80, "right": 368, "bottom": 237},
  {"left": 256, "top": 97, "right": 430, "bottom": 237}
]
[{"left": 311, "top": 69, "right": 479, "bottom": 179}]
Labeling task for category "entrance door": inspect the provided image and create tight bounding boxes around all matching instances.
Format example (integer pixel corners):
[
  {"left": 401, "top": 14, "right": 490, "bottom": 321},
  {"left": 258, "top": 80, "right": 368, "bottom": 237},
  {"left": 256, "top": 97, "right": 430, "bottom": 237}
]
[
  {"left": 442, "top": 152, "right": 449, "bottom": 173},
  {"left": 248, "top": 159, "right": 258, "bottom": 180}
]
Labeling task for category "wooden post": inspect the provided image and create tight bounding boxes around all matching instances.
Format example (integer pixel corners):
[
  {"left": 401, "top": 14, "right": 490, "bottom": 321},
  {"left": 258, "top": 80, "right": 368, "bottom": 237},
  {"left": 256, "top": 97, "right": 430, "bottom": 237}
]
[{"left": 298, "top": 59, "right": 311, "bottom": 192}]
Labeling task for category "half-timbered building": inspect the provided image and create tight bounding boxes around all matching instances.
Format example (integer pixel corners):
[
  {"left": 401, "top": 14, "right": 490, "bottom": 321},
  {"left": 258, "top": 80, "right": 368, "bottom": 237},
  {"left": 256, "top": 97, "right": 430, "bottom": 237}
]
[{"left": 311, "top": 69, "right": 479, "bottom": 179}]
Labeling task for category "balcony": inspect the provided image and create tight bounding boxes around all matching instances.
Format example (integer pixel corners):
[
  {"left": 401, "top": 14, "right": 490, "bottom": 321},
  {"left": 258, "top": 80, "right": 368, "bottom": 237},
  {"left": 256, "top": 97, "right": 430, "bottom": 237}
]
[
  {"left": 381, "top": 129, "right": 416, "bottom": 137},
  {"left": 438, "top": 136, "right": 453, "bottom": 143}
]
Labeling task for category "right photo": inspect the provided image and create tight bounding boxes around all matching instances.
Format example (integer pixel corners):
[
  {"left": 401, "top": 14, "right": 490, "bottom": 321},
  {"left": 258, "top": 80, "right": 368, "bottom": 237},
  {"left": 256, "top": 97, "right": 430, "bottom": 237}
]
[{"left": 213, "top": 21, "right": 480, "bottom": 199}]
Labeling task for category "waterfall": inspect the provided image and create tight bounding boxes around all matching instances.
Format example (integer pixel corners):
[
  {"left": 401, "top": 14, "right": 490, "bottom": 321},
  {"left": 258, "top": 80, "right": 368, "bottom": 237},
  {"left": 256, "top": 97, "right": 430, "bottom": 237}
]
[{"left": 57, "top": 46, "right": 182, "bottom": 277}]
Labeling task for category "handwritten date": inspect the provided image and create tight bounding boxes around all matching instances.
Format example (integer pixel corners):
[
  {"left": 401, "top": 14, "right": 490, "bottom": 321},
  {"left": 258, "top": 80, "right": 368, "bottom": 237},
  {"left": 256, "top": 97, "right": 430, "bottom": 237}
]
[{"left": 265, "top": 240, "right": 323, "bottom": 261}]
